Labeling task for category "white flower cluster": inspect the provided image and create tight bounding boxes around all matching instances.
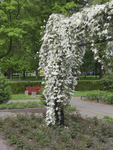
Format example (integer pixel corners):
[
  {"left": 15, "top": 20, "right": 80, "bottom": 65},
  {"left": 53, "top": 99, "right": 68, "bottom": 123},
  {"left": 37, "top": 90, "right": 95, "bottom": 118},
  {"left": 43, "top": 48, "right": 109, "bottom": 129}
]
[{"left": 39, "top": 0, "right": 113, "bottom": 125}]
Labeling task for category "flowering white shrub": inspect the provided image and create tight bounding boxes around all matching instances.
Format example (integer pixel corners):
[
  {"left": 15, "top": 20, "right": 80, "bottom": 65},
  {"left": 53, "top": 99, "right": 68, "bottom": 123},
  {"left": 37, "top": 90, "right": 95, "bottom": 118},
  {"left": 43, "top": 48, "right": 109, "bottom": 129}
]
[{"left": 39, "top": 0, "right": 113, "bottom": 125}]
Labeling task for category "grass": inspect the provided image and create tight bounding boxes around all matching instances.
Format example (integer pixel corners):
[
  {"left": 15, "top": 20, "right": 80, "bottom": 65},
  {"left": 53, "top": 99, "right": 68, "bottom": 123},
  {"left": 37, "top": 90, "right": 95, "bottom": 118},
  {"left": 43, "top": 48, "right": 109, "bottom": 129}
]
[
  {"left": 11, "top": 94, "right": 37, "bottom": 100},
  {"left": 73, "top": 91, "right": 90, "bottom": 97},
  {"left": 0, "top": 111, "right": 113, "bottom": 150},
  {"left": 10, "top": 91, "right": 90, "bottom": 100},
  {"left": 80, "top": 75, "right": 99, "bottom": 80}
]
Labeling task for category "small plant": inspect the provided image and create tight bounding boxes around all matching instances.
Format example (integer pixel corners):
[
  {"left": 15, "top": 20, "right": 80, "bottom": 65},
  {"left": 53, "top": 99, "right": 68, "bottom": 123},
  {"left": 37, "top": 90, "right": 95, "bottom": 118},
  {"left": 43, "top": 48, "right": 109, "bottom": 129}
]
[
  {"left": 0, "top": 74, "right": 12, "bottom": 104},
  {"left": 66, "top": 106, "right": 76, "bottom": 111}
]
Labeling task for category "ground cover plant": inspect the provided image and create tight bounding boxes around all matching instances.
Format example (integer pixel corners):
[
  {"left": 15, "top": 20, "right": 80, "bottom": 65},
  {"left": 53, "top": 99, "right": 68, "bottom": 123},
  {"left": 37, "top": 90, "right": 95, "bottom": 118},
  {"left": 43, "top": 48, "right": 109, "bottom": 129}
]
[
  {"left": 103, "top": 116, "right": 113, "bottom": 124},
  {"left": 0, "top": 101, "right": 44, "bottom": 110},
  {"left": 0, "top": 111, "right": 113, "bottom": 150}
]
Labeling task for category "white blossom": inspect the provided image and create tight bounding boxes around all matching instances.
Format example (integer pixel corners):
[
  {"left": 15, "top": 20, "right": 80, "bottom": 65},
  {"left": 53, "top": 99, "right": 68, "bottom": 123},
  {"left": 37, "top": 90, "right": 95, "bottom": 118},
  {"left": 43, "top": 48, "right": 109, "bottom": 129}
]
[{"left": 39, "top": 0, "right": 113, "bottom": 126}]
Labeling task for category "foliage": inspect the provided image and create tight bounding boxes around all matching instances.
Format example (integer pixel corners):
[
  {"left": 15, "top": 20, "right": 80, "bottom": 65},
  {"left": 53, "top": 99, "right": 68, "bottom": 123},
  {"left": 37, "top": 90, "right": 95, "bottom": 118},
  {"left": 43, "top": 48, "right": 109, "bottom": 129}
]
[
  {"left": 95, "top": 72, "right": 113, "bottom": 92},
  {"left": 75, "top": 80, "right": 104, "bottom": 91},
  {"left": 103, "top": 116, "right": 113, "bottom": 123},
  {"left": 0, "top": 74, "right": 12, "bottom": 104},
  {"left": 86, "top": 90, "right": 113, "bottom": 104},
  {"left": 8, "top": 81, "right": 42, "bottom": 94},
  {"left": 0, "top": 112, "right": 113, "bottom": 149},
  {"left": 39, "top": 88, "right": 47, "bottom": 106}
]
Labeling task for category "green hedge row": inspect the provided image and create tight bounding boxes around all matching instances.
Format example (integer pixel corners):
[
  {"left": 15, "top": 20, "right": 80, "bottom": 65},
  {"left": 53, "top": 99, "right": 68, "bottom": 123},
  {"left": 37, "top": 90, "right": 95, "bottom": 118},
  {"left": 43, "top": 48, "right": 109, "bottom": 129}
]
[
  {"left": 8, "top": 80, "right": 106, "bottom": 94},
  {"left": 8, "top": 81, "right": 42, "bottom": 94},
  {"left": 75, "top": 80, "right": 104, "bottom": 91}
]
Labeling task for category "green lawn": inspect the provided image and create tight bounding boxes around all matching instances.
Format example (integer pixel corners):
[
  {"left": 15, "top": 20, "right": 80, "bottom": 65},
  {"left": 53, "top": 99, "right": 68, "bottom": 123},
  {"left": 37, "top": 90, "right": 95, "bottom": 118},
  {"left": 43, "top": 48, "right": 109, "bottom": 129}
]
[
  {"left": 73, "top": 91, "right": 90, "bottom": 97},
  {"left": 80, "top": 75, "right": 99, "bottom": 80},
  {"left": 10, "top": 91, "right": 90, "bottom": 100},
  {"left": 11, "top": 94, "right": 37, "bottom": 100}
]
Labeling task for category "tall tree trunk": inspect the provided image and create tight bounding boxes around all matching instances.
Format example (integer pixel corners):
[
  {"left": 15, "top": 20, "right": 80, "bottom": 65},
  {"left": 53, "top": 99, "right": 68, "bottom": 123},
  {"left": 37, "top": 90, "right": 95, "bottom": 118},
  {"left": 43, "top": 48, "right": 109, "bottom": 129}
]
[
  {"left": 36, "top": 70, "right": 39, "bottom": 80},
  {"left": 10, "top": 68, "right": 13, "bottom": 80},
  {"left": 99, "top": 63, "right": 103, "bottom": 79},
  {"left": 23, "top": 70, "right": 26, "bottom": 79},
  {"left": 95, "top": 61, "right": 97, "bottom": 80},
  {"left": 7, "top": 68, "right": 10, "bottom": 79}
]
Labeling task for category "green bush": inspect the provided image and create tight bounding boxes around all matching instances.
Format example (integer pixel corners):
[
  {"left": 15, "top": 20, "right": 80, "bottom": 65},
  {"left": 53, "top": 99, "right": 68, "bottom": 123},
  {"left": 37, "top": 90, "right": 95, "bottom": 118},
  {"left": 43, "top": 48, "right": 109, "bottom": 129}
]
[
  {"left": 95, "top": 73, "right": 113, "bottom": 92},
  {"left": 8, "top": 81, "right": 42, "bottom": 94},
  {"left": 0, "top": 74, "right": 12, "bottom": 104},
  {"left": 75, "top": 80, "right": 104, "bottom": 91},
  {"left": 86, "top": 90, "right": 113, "bottom": 104},
  {"left": 39, "top": 88, "right": 47, "bottom": 106},
  {"left": 8, "top": 80, "right": 106, "bottom": 94}
]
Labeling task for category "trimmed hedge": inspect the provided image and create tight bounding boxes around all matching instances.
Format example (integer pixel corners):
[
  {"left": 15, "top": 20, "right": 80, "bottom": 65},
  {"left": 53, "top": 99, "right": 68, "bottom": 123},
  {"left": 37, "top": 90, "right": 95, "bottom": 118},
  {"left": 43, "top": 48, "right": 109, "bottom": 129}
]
[
  {"left": 8, "top": 80, "right": 106, "bottom": 94},
  {"left": 75, "top": 80, "right": 104, "bottom": 91},
  {"left": 8, "top": 81, "right": 42, "bottom": 94}
]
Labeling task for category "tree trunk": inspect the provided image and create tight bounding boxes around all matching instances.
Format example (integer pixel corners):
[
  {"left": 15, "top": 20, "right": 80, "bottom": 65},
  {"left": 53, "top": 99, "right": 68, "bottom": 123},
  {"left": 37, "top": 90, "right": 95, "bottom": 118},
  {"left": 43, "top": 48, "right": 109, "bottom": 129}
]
[
  {"left": 95, "top": 61, "right": 97, "bottom": 80},
  {"left": 7, "top": 68, "right": 10, "bottom": 79},
  {"left": 99, "top": 63, "right": 103, "bottom": 79},
  {"left": 54, "top": 100, "right": 64, "bottom": 126},
  {"left": 10, "top": 68, "right": 13, "bottom": 80},
  {"left": 23, "top": 70, "right": 26, "bottom": 79},
  {"left": 36, "top": 70, "right": 39, "bottom": 80}
]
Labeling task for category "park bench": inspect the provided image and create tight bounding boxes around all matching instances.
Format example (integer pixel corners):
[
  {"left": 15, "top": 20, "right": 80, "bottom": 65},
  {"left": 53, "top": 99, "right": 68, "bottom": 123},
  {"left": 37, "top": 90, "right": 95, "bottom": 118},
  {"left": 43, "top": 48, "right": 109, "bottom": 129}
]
[{"left": 26, "top": 87, "right": 43, "bottom": 94}]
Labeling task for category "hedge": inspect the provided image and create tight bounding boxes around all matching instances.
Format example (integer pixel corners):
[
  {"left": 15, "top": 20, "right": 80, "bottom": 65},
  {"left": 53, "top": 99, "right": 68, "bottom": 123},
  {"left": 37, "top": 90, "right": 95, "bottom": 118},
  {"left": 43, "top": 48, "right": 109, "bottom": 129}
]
[
  {"left": 75, "top": 80, "right": 105, "bottom": 91},
  {"left": 8, "top": 80, "right": 105, "bottom": 94},
  {"left": 8, "top": 81, "right": 42, "bottom": 94}
]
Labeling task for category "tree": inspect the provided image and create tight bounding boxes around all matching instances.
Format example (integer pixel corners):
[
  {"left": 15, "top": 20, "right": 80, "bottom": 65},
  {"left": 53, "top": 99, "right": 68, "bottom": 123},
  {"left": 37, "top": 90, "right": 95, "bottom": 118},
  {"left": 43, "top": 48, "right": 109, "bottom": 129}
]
[
  {"left": 0, "top": 0, "right": 29, "bottom": 59},
  {"left": 39, "top": 1, "right": 113, "bottom": 126},
  {"left": 0, "top": 73, "right": 12, "bottom": 104}
]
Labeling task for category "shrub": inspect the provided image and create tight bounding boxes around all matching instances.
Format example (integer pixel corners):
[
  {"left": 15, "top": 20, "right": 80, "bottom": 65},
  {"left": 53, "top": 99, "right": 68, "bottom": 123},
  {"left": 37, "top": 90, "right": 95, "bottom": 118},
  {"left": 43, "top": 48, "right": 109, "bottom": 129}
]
[
  {"left": 8, "top": 81, "right": 42, "bottom": 94},
  {"left": 86, "top": 90, "right": 113, "bottom": 104},
  {"left": 75, "top": 80, "right": 104, "bottom": 91},
  {"left": 0, "top": 74, "right": 12, "bottom": 104},
  {"left": 95, "top": 72, "right": 113, "bottom": 92},
  {"left": 39, "top": 88, "right": 47, "bottom": 106}
]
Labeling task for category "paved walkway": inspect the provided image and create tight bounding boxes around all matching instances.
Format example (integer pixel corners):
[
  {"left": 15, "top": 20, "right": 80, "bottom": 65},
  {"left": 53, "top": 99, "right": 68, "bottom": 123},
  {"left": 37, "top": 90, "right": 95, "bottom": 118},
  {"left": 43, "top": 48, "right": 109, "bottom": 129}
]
[
  {"left": 71, "top": 97, "right": 113, "bottom": 119},
  {"left": 0, "top": 97, "right": 113, "bottom": 119}
]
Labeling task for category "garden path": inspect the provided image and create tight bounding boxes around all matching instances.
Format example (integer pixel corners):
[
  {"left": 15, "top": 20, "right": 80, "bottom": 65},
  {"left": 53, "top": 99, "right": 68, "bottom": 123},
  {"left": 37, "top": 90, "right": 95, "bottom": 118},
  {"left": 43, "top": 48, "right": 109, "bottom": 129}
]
[{"left": 0, "top": 97, "right": 113, "bottom": 119}]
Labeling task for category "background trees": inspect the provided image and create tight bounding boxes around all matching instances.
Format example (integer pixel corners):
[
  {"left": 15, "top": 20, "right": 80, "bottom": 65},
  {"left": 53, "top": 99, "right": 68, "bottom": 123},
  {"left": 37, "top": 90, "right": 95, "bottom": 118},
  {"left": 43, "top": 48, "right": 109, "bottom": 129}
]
[{"left": 0, "top": 0, "right": 112, "bottom": 80}]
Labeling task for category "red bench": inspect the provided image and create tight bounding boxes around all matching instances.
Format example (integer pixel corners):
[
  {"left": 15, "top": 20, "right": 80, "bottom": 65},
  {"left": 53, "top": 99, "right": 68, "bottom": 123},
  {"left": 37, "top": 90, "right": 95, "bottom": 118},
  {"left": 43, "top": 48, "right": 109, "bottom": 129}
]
[{"left": 26, "top": 87, "right": 43, "bottom": 94}]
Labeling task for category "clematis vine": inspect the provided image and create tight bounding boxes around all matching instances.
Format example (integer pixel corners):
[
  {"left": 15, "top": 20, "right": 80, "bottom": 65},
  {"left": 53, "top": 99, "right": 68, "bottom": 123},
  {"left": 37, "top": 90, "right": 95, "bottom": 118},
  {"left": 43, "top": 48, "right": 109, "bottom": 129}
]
[{"left": 39, "top": 0, "right": 113, "bottom": 126}]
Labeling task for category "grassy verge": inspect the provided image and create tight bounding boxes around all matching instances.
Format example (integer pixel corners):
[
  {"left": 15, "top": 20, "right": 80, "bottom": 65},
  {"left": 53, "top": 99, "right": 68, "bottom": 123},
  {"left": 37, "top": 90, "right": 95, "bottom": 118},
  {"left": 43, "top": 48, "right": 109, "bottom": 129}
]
[
  {"left": 11, "top": 94, "right": 37, "bottom": 100},
  {"left": 0, "top": 111, "right": 113, "bottom": 150},
  {"left": 73, "top": 91, "right": 90, "bottom": 97}
]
